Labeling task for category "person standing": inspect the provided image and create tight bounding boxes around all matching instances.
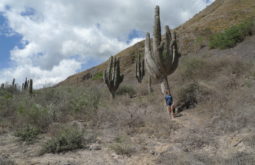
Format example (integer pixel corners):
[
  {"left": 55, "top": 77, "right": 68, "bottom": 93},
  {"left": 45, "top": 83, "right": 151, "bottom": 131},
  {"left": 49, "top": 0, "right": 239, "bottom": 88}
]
[{"left": 165, "top": 90, "right": 175, "bottom": 119}]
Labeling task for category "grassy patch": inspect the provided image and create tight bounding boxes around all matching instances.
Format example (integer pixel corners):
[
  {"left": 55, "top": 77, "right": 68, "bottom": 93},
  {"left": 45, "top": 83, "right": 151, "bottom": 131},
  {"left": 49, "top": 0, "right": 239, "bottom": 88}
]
[
  {"left": 92, "top": 72, "right": 103, "bottom": 80},
  {"left": 209, "top": 19, "right": 254, "bottom": 49}
]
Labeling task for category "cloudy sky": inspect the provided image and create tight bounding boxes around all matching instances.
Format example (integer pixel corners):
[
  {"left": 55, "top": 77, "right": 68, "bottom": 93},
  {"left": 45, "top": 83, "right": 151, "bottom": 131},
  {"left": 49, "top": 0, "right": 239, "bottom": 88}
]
[{"left": 0, "top": 0, "right": 214, "bottom": 88}]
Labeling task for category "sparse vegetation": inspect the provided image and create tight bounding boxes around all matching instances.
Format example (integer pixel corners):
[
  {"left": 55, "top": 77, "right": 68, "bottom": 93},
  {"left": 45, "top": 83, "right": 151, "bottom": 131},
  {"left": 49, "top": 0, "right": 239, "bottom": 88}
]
[{"left": 209, "top": 19, "right": 254, "bottom": 49}]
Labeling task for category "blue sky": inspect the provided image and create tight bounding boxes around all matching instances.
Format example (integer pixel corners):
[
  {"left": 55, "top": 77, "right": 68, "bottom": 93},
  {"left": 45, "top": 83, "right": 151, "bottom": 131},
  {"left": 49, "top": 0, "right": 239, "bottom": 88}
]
[
  {"left": 0, "top": 0, "right": 214, "bottom": 88},
  {"left": 0, "top": 14, "right": 21, "bottom": 68}
]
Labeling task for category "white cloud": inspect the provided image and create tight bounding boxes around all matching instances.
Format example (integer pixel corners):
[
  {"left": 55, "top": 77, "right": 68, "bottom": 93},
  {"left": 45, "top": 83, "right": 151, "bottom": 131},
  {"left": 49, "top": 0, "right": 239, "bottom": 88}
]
[{"left": 0, "top": 0, "right": 214, "bottom": 88}]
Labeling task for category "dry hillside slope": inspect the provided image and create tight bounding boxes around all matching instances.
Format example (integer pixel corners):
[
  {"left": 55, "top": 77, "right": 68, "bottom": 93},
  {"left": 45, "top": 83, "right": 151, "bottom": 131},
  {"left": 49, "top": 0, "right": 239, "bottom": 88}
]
[{"left": 58, "top": 0, "right": 255, "bottom": 87}]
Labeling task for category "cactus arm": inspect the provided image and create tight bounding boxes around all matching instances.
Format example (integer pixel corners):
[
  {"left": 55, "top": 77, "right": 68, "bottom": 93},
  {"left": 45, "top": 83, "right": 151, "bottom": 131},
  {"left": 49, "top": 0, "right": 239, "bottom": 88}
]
[
  {"left": 152, "top": 6, "right": 164, "bottom": 74},
  {"left": 145, "top": 33, "right": 161, "bottom": 80},
  {"left": 153, "top": 5, "right": 161, "bottom": 48}
]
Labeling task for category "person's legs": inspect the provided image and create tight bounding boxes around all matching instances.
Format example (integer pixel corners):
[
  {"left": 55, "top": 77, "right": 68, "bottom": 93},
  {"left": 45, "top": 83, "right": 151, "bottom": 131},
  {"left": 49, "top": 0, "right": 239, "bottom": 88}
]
[
  {"left": 167, "top": 106, "right": 174, "bottom": 119},
  {"left": 167, "top": 106, "right": 171, "bottom": 116},
  {"left": 171, "top": 104, "right": 175, "bottom": 118}
]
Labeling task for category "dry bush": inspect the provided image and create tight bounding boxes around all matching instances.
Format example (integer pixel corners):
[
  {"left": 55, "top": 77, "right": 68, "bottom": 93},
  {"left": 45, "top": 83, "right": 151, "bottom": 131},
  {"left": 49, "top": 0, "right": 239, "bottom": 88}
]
[
  {"left": 41, "top": 124, "right": 94, "bottom": 154},
  {"left": 110, "top": 134, "right": 136, "bottom": 156},
  {"left": 110, "top": 143, "right": 135, "bottom": 156},
  {"left": 116, "top": 85, "right": 136, "bottom": 98},
  {"left": 0, "top": 156, "right": 15, "bottom": 165}
]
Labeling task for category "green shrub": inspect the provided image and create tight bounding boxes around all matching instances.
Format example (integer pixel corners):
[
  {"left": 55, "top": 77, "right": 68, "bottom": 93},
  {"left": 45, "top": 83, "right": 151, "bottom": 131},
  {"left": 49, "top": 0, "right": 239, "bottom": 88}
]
[
  {"left": 14, "top": 125, "right": 40, "bottom": 143},
  {"left": 209, "top": 19, "right": 254, "bottom": 49},
  {"left": 116, "top": 85, "right": 136, "bottom": 98},
  {"left": 69, "top": 88, "right": 100, "bottom": 121},
  {"left": 41, "top": 126, "right": 84, "bottom": 154},
  {"left": 17, "top": 103, "right": 52, "bottom": 131},
  {"left": 92, "top": 72, "right": 103, "bottom": 80}
]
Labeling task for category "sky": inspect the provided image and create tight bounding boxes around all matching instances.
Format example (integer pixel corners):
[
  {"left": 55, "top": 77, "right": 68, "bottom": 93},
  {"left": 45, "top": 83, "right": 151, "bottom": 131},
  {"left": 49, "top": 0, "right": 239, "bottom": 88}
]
[{"left": 0, "top": 0, "right": 214, "bottom": 88}]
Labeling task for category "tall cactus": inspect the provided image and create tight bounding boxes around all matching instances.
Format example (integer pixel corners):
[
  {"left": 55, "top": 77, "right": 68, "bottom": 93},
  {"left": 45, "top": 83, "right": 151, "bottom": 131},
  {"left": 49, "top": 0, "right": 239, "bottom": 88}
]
[
  {"left": 145, "top": 5, "right": 180, "bottom": 93},
  {"left": 12, "top": 78, "right": 15, "bottom": 88},
  {"left": 104, "top": 56, "right": 124, "bottom": 98},
  {"left": 22, "top": 77, "right": 29, "bottom": 91},
  {"left": 29, "top": 79, "right": 33, "bottom": 95},
  {"left": 135, "top": 53, "right": 145, "bottom": 83}
]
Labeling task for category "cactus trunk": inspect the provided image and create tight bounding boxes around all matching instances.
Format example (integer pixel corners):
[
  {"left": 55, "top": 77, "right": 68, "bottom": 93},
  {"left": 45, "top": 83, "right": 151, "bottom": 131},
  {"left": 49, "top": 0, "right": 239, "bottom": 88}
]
[
  {"left": 29, "top": 79, "right": 33, "bottom": 95},
  {"left": 148, "top": 76, "right": 153, "bottom": 93},
  {"left": 135, "top": 53, "right": 145, "bottom": 83}
]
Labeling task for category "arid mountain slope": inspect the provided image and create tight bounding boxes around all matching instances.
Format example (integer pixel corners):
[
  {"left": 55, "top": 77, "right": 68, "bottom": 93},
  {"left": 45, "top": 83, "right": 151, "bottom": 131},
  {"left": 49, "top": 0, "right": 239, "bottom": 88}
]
[{"left": 58, "top": 0, "right": 255, "bottom": 86}]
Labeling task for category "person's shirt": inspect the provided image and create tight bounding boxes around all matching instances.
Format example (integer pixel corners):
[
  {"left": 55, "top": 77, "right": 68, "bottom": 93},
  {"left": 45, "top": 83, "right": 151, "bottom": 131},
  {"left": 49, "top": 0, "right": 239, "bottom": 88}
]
[{"left": 165, "top": 94, "right": 173, "bottom": 106}]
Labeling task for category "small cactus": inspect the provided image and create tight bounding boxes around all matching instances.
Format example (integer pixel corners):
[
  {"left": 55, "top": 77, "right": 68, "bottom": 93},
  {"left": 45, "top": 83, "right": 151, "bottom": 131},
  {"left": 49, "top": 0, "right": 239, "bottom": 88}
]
[
  {"left": 135, "top": 53, "right": 145, "bottom": 83},
  {"left": 104, "top": 56, "right": 124, "bottom": 98}
]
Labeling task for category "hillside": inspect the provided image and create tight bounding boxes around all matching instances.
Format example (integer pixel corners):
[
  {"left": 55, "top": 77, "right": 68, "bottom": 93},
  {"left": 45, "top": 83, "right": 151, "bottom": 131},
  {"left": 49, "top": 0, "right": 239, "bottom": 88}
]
[
  {"left": 59, "top": 0, "right": 255, "bottom": 86},
  {"left": 0, "top": 0, "right": 255, "bottom": 164}
]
